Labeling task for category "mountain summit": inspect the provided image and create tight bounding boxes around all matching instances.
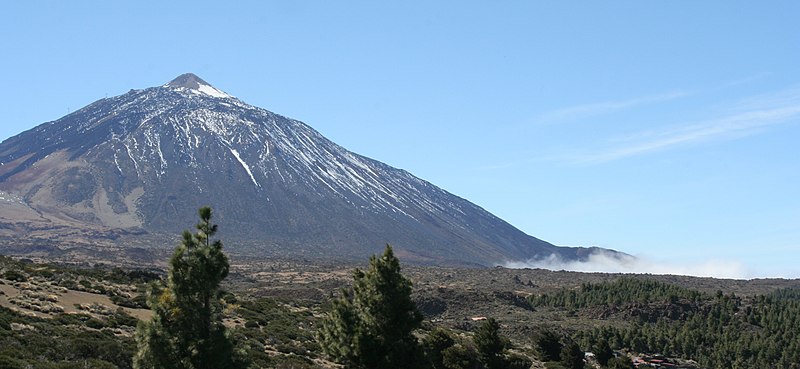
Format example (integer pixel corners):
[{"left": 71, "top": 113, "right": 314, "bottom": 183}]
[
  {"left": 164, "top": 73, "right": 231, "bottom": 98},
  {"left": 0, "top": 74, "right": 606, "bottom": 265},
  {"left": 165, "top": 72, "right": 211, "bottom": 88}
]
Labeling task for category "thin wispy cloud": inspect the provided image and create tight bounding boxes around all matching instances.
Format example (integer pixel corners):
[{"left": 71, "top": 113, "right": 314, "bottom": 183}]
[
  {"left": 570, "top": 88, "right": 800, "bottom": 164},
  {"left": 470, "top": 162, "right": 517, "bottom": 171},
  {"left": 533, "top": 76, "right": 766, "bottom": 126},
  {"left": 533, "top": 91, "right": 690, "bottom": 125}
]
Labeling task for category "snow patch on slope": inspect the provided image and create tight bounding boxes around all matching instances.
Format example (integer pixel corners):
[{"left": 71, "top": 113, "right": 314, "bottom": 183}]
[
  {"left": 196, "top": 83, "right": 231, "bottom": 98},
  {"left": 230, "top": 148, "right": 260, "bottom": 187}
]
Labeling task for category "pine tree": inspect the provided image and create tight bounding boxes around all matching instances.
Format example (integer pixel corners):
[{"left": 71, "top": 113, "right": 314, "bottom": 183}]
[
  {"left": 442, "top": 344, "right": 480, "bottom": 369},
  {"left": 318, "top": 245, "right": 425, "bottom": 369},
  {"left": 133, "top": 207, "right": 247, "bottom": 369},
  {"left": 474, "top": 318, "right": 508, "bottom": 369},
  {"left": 423, "top": 328, "right": 456, "bottom": 369},
  {"left": 593, "top": 338, "right": 613, "bottom": 366},
  {"left": 561, "top": 341, "right": 585, "bottom": 369},
  {"left": 536, "top": 330, "right": 563, "bottom": 362},
  {"left": 506, "top": 353, "right": 533, "bottom": 369},
  {"left": 607, "top": 357, "right": 634, "bottom": 369}
]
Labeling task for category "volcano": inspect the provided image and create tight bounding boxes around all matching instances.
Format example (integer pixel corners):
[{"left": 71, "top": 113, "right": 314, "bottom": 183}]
[{"left": 0, "top": 73, "right": 609, "bottom": 265}]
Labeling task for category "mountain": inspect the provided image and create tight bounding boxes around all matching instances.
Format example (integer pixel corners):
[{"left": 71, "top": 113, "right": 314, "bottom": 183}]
[{"left": 0, "top": 73, "right": 607, "bottom": 265}]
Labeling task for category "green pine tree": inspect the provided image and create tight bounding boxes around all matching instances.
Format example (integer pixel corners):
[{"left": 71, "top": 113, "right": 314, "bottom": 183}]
[
  {"left": 474, "top": 318, "right": 508, "bottom": 369},
  {"left": 535, "top": 330, "right": 563, "bottom": 362},
  {"left": 133, "top": 207, "right": 247, "bottom": 369},
  {"left": 506, "top": 353, "right": 533, "bottom": 369},
  {"left": 423, "top": 328, "right": 456, "bottom": 369},
  {"left": 318, "top": 244, "right": 425, "bottom": 369},
  {"left": 442, "top": 344, "right": 480, "bottom": 369},
  {"left": 560, "top": 341, "right": 585, "bottom": 369},
  {"left": 593, "top": 338, "right": 613, "bottom": 366},
  {"left": 607, "top": 357, "right": 634, "bottom": 369}
]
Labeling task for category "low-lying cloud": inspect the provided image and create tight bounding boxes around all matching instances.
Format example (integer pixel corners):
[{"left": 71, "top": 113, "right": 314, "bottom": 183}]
[{"left": 503, "top": 250, "right": 750, "bottom": 279}]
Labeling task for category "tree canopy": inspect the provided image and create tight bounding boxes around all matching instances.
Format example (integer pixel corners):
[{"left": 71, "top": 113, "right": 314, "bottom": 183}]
[
  {"left": 474, "top": 318, "right": 508, "bottom": 369},
  {"left": 133, "top": 206, "right": 247, "bottom": 369},
  {"left": 318, "top": 245, "right": 425, "bottom": 369}
]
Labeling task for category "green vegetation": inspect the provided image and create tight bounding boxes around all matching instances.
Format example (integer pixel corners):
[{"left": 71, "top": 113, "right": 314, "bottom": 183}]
[
  {"left": 423, "top": 327, "right": 456, "bottom": 369},
  {"left": 560, "top": 341, "right": 584, "bottom": 369},
  {"left": 474, "top": 318, "right": 507, "bottom": 369},
  {"left": 0, "top": 254, "right": 155, "bottom": 309},
  {"left": 421, "top": 321, "right": 530, "bottom": 369},
  {"left": 3, "top": 234, "right": 800, "bottom": 368},
  {"left": 0, "top": 255, "right": 152, "bottom": 368},
  {"left": 473, "top": 317, "right": 532, "bottom": 369},
  {"left": 606, "top": 357, "right": 633, "bottom": 369},
  {"left": 316, "top": 246, "right": 534, "bottom": 369},
  {"left": 440, "top": 343, "right": 479, "bottom": 369},
  {"left": 535, "top": 278, "right": 800, "bottom": 369},
  {"left": 535, "top": 329, "right": 563, "bottom": 362},
  {"left": 317, "top": 245, "right": 425, "bottom": 369},
  {"left": 133, "top": 207, "right": 248, "bottom": 369},
  {"left": 0, "top": 305, "right": 137, "bottom": 368},
  {"left": 531, "top": 277, "right": 702, "bottom": 308},
  {"left": 593, "top": 338, "right": 613, "bottom": 366},
  {"left": 235, "top": 296, "right": 320, "bottom": 367}
]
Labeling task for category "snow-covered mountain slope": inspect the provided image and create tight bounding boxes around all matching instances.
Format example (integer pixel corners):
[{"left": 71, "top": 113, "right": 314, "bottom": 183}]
[{"left": 0, "top": 73, "right": 605, "bottom": 265}]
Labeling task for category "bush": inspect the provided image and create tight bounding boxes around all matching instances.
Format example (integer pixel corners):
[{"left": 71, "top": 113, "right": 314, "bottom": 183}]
[
  {"left": 442, "top": 344, "right": 479, "bottom": 369},
  {"left": 607, "top": 357, "right": 634, "bottom": 369},
  {"left": 507, "top": 352, "right": 533, "bottom": 369},
  {"left": 0, "top": 354, "right": 26, "bottom": 369},
  {"left": 31, "top": 269, "right": 55, "bottom": 279},
  {"left": 3, "top": 270, "right": 27, "bottom": 282},
  {"left": 85, "top": 318, "right": 106, "bottom": 329},
  {"left": 423, "top": 328, "right": 455, "bottom": 369},
  {"left": 110, "top": 294, "right": 147, "bottom": 309},
  {"left": 53, "top": 313, "right": 93, "bottom": 326},
  {"left": 108, "top": 310, "right": 139, "bottom": 328}
]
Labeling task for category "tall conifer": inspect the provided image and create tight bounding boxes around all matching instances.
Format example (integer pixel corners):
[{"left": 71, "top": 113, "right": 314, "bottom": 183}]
[
  {"left": 474, "top": 318, "right": 509, "bottom": 369},
  {"left": 134, "top": 207, "right": 247, "bottom": 369}
]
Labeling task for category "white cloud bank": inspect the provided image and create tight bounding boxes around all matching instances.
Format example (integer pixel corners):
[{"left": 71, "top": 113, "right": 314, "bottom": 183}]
[{"left": 503, "top": 250, "right": 751, "bottom": 280}]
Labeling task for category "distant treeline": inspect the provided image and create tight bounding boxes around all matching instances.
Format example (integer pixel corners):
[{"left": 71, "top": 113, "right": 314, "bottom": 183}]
[
  {"left": 532, "top": 278, "right": 703, "bottom": 308},
  {"left": 531, "top": 278, "right": 800, "bottom": 369}
]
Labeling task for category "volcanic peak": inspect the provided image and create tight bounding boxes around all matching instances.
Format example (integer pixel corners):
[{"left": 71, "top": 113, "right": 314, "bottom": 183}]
[{"left": 164, "top": 73, "right": 230, "bottom": 98}]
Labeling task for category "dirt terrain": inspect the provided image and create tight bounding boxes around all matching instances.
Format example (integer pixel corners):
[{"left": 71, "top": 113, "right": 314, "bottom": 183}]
[{"left": 0, "top": 278, "right": 151, "bottom": 321}]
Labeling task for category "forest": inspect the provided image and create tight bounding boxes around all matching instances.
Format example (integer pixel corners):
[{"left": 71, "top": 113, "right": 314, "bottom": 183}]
[{"left": 533, "top": 278, "right": 800, "bottom": 368}]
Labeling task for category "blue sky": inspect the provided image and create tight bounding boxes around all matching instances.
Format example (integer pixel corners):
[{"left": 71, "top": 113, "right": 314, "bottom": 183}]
[{"left": 1, "top": 1, "right": 799, "bottom": 278}]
